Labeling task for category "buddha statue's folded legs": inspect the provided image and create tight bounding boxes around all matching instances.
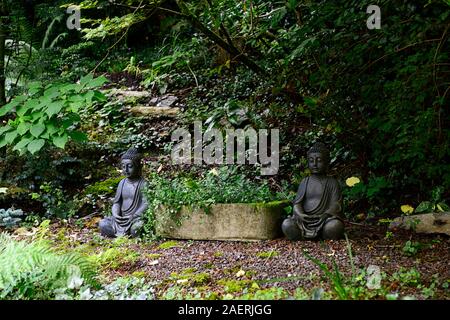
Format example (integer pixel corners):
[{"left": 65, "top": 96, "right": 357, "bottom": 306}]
[
  {"left": 99, "top": 216, "right": 115, "bottom": 238},
  {"left": 321, "top": 218, "right": 344, "bottom": 240},
  {"left": 99, "top": 216, "right": 144, "bottom": 238},
  {"left": 281, "top": 216, "right": 344, "bottom": 240}
]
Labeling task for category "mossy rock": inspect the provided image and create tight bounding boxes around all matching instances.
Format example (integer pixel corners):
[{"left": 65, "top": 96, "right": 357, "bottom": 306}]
[{"left": 83, "top": 176, "right": 123, "bottom": 197}]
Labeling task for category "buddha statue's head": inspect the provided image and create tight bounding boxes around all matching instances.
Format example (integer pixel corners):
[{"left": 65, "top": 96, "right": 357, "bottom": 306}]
[
  {"left": 121, "top": 147, "right": 143, "bottom": 179},
  {"left": 307, "top": 142, "right": 330, "bottom": 175}
]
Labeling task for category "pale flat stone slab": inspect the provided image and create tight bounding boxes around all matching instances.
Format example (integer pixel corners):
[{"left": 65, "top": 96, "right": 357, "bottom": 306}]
[
  {"left": 155, "top": 202, "right": 287, "bottom": 241},
  {"left": 129, "top": 106, "right": 180, "bottom": 117},
  {"left": 389, "top": 212, "right": 450, "bottom": 236},
  {"left": 107, "top": 89, "right": 151, "bottom": 100}
]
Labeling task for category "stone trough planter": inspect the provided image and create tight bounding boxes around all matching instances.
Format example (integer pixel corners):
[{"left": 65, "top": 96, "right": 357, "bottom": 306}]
[{"left": 154, "top": 201, "right": 288, "bottom": 241}]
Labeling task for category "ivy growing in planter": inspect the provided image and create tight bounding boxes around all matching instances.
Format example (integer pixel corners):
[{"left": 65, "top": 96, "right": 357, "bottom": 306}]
[{"left": 141, "top": 166, "right": 284, "bottom": 238}]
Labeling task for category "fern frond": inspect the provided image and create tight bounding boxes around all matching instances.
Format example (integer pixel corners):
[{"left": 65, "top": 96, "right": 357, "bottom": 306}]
[{"left": 0, "top": 232, "right": 98, "bottom": 299}]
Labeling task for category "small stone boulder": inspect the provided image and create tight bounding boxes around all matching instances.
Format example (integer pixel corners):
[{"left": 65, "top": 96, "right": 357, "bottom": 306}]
[{"left": 389, "top": 212, "right": 450, "bottom": 236}]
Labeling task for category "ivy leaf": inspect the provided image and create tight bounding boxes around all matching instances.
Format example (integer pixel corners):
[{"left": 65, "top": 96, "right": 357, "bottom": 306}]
[
  {"left": 30, "top": 123, "right": 46, "bottom": 138},
  {"left": 415, "top": 201, "right": 432, "bottom": 213},
  {"left": 52, "top": 133, "right": 69, "bottom": 149},
  {"left": 27, "top": 139, "right": 45, "bottom": 154}
]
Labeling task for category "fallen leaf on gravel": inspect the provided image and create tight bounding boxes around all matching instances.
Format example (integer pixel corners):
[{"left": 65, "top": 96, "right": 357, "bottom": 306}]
[
  {"left": 86, "top": 217, "right": 102, "bottom": 229},
  {"left": 13, "top": 227, "right": 37, "bottom": 237},
  {"left": 177, "top": 279, "right": 188, "bottom": 284},
  {"left": 327, "top": 249, "right": 336, "bottom": 257},
  {"left": 236, "top": 269, "right": 245, "bottom": 277}
]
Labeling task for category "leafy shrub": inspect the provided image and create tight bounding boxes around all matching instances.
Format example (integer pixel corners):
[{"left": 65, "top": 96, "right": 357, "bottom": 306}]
[
  {"left": 0, "top": 233, "right": 98, "bottom": 299},
  {"left": 0, "top": 74, "right": 108, "bottom": 154}
]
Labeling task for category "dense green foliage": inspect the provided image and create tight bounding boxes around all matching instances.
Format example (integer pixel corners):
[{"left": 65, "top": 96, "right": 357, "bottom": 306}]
[
  {"left": 142, "top": 166, "right": 281, "bottom": 237},
  {"left": 0, "top": 0, "right": 449, "bottom": 220},
  {"left": 0, "top": 74, "right": 107, "bottom": 154},
  {"left": 0, "top": 232, "right": 97, "bottom": 299}
]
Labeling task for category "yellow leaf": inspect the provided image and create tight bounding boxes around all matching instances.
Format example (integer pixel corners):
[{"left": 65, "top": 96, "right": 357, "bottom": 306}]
[
  {"left": 436, "top": 204, "right": 444, "bottom": 212},
  {"left": 400, "top": 205, "right": 414, "bottom": 215},
  {"left": 346, "top": 177, "right": 361, "bottom": 187},
  {"left": 176, "top": 279, "right": 188, "bottom": 284},
  {"left": 235, "top": 269, "right": 245, "bottom": 277}
]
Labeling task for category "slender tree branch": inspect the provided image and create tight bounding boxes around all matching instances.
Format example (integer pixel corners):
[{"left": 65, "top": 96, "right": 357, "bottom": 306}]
[{"left": 176, "top": 0, "right": 265, "bottom": 75}]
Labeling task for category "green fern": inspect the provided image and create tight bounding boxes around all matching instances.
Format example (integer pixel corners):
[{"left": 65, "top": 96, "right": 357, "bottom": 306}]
[{"left": 0, "top": 233, "right": 98, "bottom": 299}]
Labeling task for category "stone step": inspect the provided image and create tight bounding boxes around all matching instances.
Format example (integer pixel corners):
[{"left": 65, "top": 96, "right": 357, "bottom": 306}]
[{"left": 129, "top": 105, "right": 180, "bottom": 117}]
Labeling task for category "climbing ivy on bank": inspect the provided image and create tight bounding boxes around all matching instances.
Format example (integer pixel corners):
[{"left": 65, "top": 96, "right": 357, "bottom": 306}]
[{"left": 0, "top": 74, "right": 107, "bottom": 154}]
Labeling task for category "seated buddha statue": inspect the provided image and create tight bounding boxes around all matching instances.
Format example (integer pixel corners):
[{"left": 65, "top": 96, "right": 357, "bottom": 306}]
[
  {"left": 282, "top": 142, "right": 345, "bottom": 240},
  {"left": 99, "top": 147, "right": 148, "bottom": 238}
]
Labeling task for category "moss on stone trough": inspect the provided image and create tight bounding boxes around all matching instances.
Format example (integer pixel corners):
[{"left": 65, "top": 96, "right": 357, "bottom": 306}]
[{"left": 155, "top": 201, "right": 289, "bottom": 240}]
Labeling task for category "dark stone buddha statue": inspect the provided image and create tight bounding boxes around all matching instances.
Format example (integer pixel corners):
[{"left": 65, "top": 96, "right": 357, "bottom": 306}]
[
  {"left": 282, "top": 142, "right": 345, "bottom": 240},
  {"left": 99, "top": 148, "right": 148, "bottom": 238}
]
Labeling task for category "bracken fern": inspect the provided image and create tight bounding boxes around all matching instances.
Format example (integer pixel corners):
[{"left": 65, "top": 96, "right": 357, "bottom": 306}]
[{"left": 0, "top": 233, "right": 98, "bottom": 299}]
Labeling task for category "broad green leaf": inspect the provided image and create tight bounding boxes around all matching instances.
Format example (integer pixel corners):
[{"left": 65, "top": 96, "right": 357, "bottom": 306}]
[
  {"left": 17, "top": 122, "right": 31, "bottom": 135},
  {"left": 46, "top": 101, "right": 64, "bottom": 117},
  {"left": 68, "top": 95, "right": 85, "bottom": 102},
  {"left": 17, "top": 99, "right": 39, "bottom": 117},
  {"left": 79, "top": 73, "right": 94, "bottom": 85},
  {"left": 27, "top": 139, "right": 45, "bottom": 154},
  {"left": 28, "top": 81, "right": 43, "bottom": 95},
  {"left": 69, "top": 102, "right": 83, "bottom": 113},
  {"left": 0, "top": 95, "right": 26, "bottom": 116},
  {"left": 87, "top": 76, "right": 109, "bottom": 88},
  {"left": 93, "top": 91, "right": 107, "bottom": 102},
  {"left": 52, "top": 133, "right": 68, "bottom": 149},
  {"left": 0, "top": 101, "right": 16, "bottom": 117},
  {"left": 31, "top": 111, "right": 46, "bottom": 123},
  {"left": 13, "top": 137, "right": 32, "bottom": 151},
  {"left": 0, "top": 137, "right": 7, "bottom": 148},
  {"left": 5, "top": 131, "right": 18, "bottom": 144},
  {"left": 84, "top": 91, "right": 95, "bottom": 103},
  {"left": 30, "top": 123, "right": 46, "bottom": 138},
  {"left": 0, "top": 125, "right": 12, "bottom": 136},
  {"left": 43, "top": 86, "right": 60, "bottom": 100},
  {"left": 46, "top": 122, "right": 58, "bottom": 135},
  {"left": 69, "top": 131, "right": 87, "bottom": 142}
]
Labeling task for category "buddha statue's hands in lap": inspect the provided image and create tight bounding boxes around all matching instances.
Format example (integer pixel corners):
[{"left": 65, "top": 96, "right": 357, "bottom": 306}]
[
  {"left": 282, "top": 142, "right": 345, "bottom": 240},
  {"left": 99, "top": 148, "right": 148, "bottom": 238}
]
